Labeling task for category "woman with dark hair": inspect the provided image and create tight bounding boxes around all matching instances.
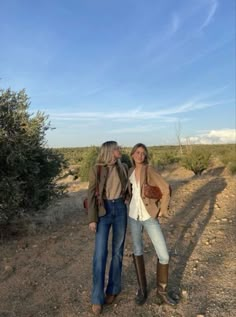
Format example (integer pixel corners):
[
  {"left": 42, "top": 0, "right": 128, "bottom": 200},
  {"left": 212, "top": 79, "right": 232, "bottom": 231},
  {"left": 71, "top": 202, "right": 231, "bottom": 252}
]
[
  {"left": 88, "top": 141, "right": 128, "bottom": 315},
  {"left": 128, "top": 143, "right": 177, "bottom": 306}
]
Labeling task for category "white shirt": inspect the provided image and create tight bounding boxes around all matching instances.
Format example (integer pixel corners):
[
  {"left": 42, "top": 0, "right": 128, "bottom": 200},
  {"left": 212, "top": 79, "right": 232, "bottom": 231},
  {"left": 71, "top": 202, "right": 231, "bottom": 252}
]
[{"left": 129, "top": 170, "right": 151, "bottom": 221}]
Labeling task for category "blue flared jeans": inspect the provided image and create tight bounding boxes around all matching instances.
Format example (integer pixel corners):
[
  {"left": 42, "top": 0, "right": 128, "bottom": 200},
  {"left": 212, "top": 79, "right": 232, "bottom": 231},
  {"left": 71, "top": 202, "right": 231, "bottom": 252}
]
[
  {"left": 91, "top": 198, "right": 127, "bottom": 304},
  {"left": 129, "top": 216, "right": 169, "bottom": 264}
]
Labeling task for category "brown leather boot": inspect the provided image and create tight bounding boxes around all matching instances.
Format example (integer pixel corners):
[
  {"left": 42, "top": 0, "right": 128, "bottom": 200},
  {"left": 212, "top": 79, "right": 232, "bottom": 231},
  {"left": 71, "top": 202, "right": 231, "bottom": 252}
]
[
  {"left": 156, "top": 261, "right": 177, "bottom": 306},
  {"left": 132, "top": 254, "right": 147, "bottom": 305}
]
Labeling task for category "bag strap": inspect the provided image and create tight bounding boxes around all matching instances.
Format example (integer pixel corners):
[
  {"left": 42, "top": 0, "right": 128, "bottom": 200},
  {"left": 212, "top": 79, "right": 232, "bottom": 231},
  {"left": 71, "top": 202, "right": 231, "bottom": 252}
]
[{"left": 144, "top": 165, "right": 148, "bottom": 185}]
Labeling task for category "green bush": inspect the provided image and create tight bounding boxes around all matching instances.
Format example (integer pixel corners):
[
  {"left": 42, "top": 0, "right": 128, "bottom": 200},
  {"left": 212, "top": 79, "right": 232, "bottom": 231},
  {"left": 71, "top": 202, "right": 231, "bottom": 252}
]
[
  {"left": 55, "top": 147, "right": 90, "bottom": 164},
  {"left": 79, "top": 146, "right": 99, "bottom": 181},
  {"left": 149, "top": 149, "right": 179, "bottom": 168},
  {"left": 217, "top": 146, "right": 236, "bottom": 175},
  {"left": 228, "top": 161, "right": 236, "bottom": 175},
  {"left": 181, "top": 148, "right": 211, "bottom": 175},
  {"left": 0, "top": 88, "right": 67, "bottom": 226},
  {"left": 219, "top": 148, "right": 235, "bottom": 162}
]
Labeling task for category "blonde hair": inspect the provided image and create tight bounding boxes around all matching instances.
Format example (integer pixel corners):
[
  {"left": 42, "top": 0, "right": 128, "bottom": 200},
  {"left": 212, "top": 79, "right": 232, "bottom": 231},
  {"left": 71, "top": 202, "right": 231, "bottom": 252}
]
[
  {"left": 97, "top": 141, "right": 119, "bottom": 165},
  {"left": 130, "top": 143, "right": 149, "bottom": 166}
]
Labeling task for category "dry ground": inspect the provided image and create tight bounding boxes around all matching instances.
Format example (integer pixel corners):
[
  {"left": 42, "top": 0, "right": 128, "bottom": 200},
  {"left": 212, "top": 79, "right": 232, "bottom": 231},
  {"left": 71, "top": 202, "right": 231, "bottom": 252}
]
[{"left": 0, "top": 163, "right": 235, "bottom": 317}]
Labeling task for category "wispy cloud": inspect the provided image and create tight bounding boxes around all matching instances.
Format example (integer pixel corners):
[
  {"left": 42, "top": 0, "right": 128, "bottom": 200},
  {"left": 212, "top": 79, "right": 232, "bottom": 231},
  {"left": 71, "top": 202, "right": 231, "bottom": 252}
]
[
  {"left": 110, "top": 125, "right": 161, "bottom": 134},
  {"left": 144, "top": 12, "right": 180, "bottom": 56},
  {"left": 170, "top": 12, "right": 180, "bottom": 34},
  {"left": 82, "top": 86, "right": 107, "bottom": 98},
  {"left": 174, "top": 37, "right": 234, "bottom": 70},
  {"left": 199, "top": 0, "right": 218, "bottom": 31},
  {"left": 182, "top": 129, "right": 236, "bottom": 144},
  {"left": 145, "top": 0, "right": 220, "bottom": 69},
  {"left": 49, "top": 97, "right": 234, "bottom": 122}
]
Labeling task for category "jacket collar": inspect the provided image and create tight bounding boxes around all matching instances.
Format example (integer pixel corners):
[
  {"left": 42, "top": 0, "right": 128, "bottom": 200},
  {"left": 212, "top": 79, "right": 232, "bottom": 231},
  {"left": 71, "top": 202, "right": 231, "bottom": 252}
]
[{"left": 129, "top": 164, "right": 148, "bottom": 185}]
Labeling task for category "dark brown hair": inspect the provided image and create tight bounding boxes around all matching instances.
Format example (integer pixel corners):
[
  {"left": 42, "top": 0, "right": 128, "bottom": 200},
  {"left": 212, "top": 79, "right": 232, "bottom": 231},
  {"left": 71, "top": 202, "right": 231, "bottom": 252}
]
[{"left": 130, "top": 143, "right": 149, "bottom": 166}]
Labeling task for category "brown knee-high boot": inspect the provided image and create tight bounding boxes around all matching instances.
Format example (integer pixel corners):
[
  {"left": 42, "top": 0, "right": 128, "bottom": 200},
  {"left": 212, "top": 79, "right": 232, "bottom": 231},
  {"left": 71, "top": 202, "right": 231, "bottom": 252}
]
[
  {"left": 132, "top": 254, "right": 147, "bottom": 305},
  {"left": 156, "top": 260, "right": 177, "bottom": 306}
]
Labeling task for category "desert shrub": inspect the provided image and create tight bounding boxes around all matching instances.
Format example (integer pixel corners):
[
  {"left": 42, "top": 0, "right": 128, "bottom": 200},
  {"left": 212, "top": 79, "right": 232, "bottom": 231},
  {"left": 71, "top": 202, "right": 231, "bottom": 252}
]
[
  {"left": 219, "top": 148, "right": 235, "bottom": 163},
  {"left": 158, "top": 152, "right": 179, "bottom": 168},
  {"left": 228, "top": 161, "right": 236, "bottom": 174},
  {"left": 217, "top": 146, "right": 236, "bottom": 175},
  {"left": 149, "top": 149, "right": 179, "bottom": 168},
  {"left": 0, "top": 88, "right": 66, "bottom": 226},
  {"left": 181, "top": 147, "right": 211, "bottom": 175},
  {"left": 79, "top": 146, "right": 99, "bottom": 181},
  {"left": 55, "top": 147, "right": 90, "bottom": 165}
]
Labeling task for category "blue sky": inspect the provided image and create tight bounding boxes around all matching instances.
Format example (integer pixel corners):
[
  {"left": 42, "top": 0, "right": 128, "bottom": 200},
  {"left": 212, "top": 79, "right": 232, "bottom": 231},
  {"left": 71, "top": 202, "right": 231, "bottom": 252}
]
[{"left": 0, "top": 0, "right": 235, "bottom": 147}]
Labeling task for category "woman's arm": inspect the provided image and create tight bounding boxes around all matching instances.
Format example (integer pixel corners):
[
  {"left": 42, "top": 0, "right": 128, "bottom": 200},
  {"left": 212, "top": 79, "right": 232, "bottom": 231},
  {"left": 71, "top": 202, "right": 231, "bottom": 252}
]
[
  {"left": 148, "top": 166, "right": 170, "bottom": 217},
  {"left": 87, "top": 166, "right": 99, "bottom": 224}
]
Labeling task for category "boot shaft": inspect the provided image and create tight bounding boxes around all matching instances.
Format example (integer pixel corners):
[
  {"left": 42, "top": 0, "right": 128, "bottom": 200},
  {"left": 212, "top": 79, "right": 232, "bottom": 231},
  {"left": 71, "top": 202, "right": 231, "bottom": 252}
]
[
  {"left": 156, "top": 260, "right": 177, "bottom": 305},
  {"left": 132, "top": 254, "right": 147, "bottom": 289},
  {"left": 156, "top": 262, "right": 168, "bottom": 287},
  {"left": 132, "top": 254, "right": 147, "bottom": 304}
]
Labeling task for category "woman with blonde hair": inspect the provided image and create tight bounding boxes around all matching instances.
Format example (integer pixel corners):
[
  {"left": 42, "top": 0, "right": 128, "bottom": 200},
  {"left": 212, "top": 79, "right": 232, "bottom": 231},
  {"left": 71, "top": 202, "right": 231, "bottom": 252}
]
[
  {"left": 88, "top": 141, "right": 129, "bottom": 315},
  {"left": 128, "top": 143, "right": 177, "bottom": 306}
]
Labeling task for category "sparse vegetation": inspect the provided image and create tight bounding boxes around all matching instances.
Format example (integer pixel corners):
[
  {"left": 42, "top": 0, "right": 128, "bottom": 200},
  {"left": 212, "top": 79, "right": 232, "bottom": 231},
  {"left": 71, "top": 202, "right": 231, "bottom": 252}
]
[
  {"left": 217, "top": 145, "right": 236, "bottom": 175},
  {"left": 181, "top": 147, "right": 211, "bottom": 175},
  {"left": 150, "top": 149, "right": 180, "bottom": 169},
  {"left": 55, "top": 144, "right": 235, "bottom": 178},
  {"left": 79, "top": 146, "right": 99, "bottom": 181}
]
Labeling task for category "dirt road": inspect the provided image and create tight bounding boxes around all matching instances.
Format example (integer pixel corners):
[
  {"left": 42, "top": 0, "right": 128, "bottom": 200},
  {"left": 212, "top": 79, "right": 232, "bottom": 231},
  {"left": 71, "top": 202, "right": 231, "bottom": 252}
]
[{"left": 0, "top": 165, "right": 235, "bottom": 317}]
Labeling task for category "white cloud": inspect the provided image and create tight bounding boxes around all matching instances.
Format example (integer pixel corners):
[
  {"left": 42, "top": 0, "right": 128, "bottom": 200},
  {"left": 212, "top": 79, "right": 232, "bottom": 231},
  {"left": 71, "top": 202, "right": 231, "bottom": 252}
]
[{"left": 182, "top": 129, "right": 236, "bottom": 144}]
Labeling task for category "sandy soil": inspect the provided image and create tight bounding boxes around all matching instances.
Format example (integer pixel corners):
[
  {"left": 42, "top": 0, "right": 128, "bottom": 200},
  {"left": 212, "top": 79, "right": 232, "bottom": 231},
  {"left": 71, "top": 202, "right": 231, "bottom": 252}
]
[{"left": 0, "top": 163, "right": 235, "bottom": 317}]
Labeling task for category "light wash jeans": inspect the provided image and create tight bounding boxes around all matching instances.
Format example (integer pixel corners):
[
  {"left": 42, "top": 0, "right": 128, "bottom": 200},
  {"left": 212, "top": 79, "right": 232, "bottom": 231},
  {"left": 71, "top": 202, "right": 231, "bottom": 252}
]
[
  {"left": 91, "top": 198, "right": 127, "bottom": 304},
  {"left": 129, "top": 216, "right": 169, "bottom": 264}
]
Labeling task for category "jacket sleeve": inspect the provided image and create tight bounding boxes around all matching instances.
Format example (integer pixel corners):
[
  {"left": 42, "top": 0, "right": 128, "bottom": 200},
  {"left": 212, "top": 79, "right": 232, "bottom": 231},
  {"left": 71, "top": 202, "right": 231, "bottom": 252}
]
[
  {"left": 148, "top": 166, "right": 170, "bottom": 217},
  {"left": 87, "top": 166, "right": 98, "bottom": 224}
]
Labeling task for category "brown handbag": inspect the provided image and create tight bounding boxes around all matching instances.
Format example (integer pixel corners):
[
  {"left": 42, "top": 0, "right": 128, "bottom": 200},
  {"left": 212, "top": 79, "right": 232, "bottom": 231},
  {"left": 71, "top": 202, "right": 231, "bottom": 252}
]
[
  {"left": 142, "top": 165, "right": 163, "bottom": 201},
  {"left": 83, "top": 165, "right": 102, "bottom": 211}
]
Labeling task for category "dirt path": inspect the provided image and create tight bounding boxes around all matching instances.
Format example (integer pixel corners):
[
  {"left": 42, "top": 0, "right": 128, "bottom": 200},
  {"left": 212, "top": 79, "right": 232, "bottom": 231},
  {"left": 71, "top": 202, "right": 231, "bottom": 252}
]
[{"left": 0, "top": 165, "right": 235, "bottom": 317}]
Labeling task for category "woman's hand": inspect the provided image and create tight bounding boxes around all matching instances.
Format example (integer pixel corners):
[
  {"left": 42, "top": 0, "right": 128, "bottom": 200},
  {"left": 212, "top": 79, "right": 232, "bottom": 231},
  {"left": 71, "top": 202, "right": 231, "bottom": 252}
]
[
  {"left": 89, "top": 222, "right": 97, "bottom": 233},
  {"left": 159, "top": 210, "right": 169, "bottom": 218}
]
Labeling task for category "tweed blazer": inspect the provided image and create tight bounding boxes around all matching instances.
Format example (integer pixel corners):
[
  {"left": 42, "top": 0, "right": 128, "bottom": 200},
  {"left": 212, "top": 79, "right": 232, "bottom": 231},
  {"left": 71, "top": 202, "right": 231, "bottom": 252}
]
[
  {"left": 87, "top": 163, "right": 128, "bottom": 224},
  {"left": 128, "top": 164, "right": 170, "bottom": 218}
]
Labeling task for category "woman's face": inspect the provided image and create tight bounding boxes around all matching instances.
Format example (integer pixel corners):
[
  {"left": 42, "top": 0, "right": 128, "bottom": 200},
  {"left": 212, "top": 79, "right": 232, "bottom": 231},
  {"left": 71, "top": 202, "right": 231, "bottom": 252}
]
[
  {"left": 132, "top": 146, "right": 146, "bottom": 165},
  {"left": 113, "top": 145, "right": 122, "bottom": 160}
]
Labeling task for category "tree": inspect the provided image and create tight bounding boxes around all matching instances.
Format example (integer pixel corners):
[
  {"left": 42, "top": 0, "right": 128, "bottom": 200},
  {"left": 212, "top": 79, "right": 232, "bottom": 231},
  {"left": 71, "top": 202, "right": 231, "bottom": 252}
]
[{"left": 0, "top": 88, "right": 66, "bottom": 226}]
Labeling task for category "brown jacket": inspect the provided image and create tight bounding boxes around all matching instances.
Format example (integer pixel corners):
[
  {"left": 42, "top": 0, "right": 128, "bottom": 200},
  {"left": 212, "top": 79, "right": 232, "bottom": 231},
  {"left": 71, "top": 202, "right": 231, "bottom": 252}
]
[
  {"left": 87, "top": 163, "right": 128, "bottom": 224},
  {"left": 128, "top": 164, "right": 170, "bottom": 218}
]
